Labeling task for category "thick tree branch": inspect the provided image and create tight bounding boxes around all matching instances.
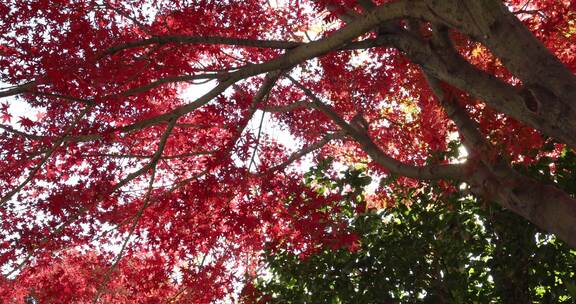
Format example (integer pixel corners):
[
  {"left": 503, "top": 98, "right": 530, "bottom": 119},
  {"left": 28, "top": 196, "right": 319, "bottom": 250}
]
[
  {"left": 288, "top": 76, "right": 464, "bottom": 180},
  {"left": 403, "top": 0, "right": 576, "bottom": 148},
  {"left": 423, "top": 74, "right": 488, "bottom": 155},
  {"left": 465, "top": 158, "right": 576, "bottom": 248},
  {"left": 387, "top": 29, "right": 576, "bottom": 148},
  {"left": 294, "top": 0, "right": 576, "bottom": 247},
  {"left": 422, "top": 0, "right": 576, "bottom": 113},
  {"left": 424, "top": 67, "right": 576, "bottom": 248},
  {"left": 357, "top": 0, "right": 376, "bottom": 11}
]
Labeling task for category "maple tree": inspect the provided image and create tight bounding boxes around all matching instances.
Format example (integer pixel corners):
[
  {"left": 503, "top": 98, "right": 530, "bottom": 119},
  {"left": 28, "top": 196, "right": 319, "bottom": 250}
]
[{"left": 0, "top": 0, "right": 576, "bottom": 302}]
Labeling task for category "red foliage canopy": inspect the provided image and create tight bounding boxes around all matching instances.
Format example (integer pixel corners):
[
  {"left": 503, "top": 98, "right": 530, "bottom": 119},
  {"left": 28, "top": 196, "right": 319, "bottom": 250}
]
[{"left": 0, "top": 0, "right": 575, "bottom": 302}]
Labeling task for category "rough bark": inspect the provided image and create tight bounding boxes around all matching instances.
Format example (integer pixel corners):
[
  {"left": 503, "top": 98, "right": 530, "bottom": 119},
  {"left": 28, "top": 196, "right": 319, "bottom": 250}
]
[
  {"left": 418, "top": 0, "right": 576, "bottom": 147},
  {"left": 324, "top": 0, "right": 576, "bottom": 247}
]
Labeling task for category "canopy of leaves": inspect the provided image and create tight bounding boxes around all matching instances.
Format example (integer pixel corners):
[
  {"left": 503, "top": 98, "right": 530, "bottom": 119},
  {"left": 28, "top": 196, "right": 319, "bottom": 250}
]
[{"left": 0, "top": 0, "right": 575, "bottom": 302}]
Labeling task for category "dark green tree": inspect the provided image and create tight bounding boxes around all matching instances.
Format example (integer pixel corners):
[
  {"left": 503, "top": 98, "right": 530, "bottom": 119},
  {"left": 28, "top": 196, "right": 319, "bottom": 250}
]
[{"left": 247, "top": 146, "right": 576, "bottom": 303}]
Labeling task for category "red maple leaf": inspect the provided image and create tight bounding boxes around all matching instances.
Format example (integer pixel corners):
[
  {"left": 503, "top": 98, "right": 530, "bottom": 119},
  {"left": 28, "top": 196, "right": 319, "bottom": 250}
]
[{"left": 17, "top": 116, "right": 35, "bottom": 128}]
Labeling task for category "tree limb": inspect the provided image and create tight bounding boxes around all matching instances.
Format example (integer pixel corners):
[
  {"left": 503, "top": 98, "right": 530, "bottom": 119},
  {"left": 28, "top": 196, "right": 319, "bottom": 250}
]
[{"left": 288, "top": 75, "right": 465, "bottom": 180}]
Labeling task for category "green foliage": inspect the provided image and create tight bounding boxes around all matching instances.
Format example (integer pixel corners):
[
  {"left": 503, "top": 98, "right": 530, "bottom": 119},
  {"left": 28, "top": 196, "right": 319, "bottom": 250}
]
[{"left": 251, "top": 152, "right": 576, "bottom": 303}]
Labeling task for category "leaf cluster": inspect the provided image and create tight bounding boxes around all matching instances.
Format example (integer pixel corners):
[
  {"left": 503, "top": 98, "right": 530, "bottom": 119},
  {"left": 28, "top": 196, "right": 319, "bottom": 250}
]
[{"left": 250, "top": 152, "right": 576, "bottom": 303}]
